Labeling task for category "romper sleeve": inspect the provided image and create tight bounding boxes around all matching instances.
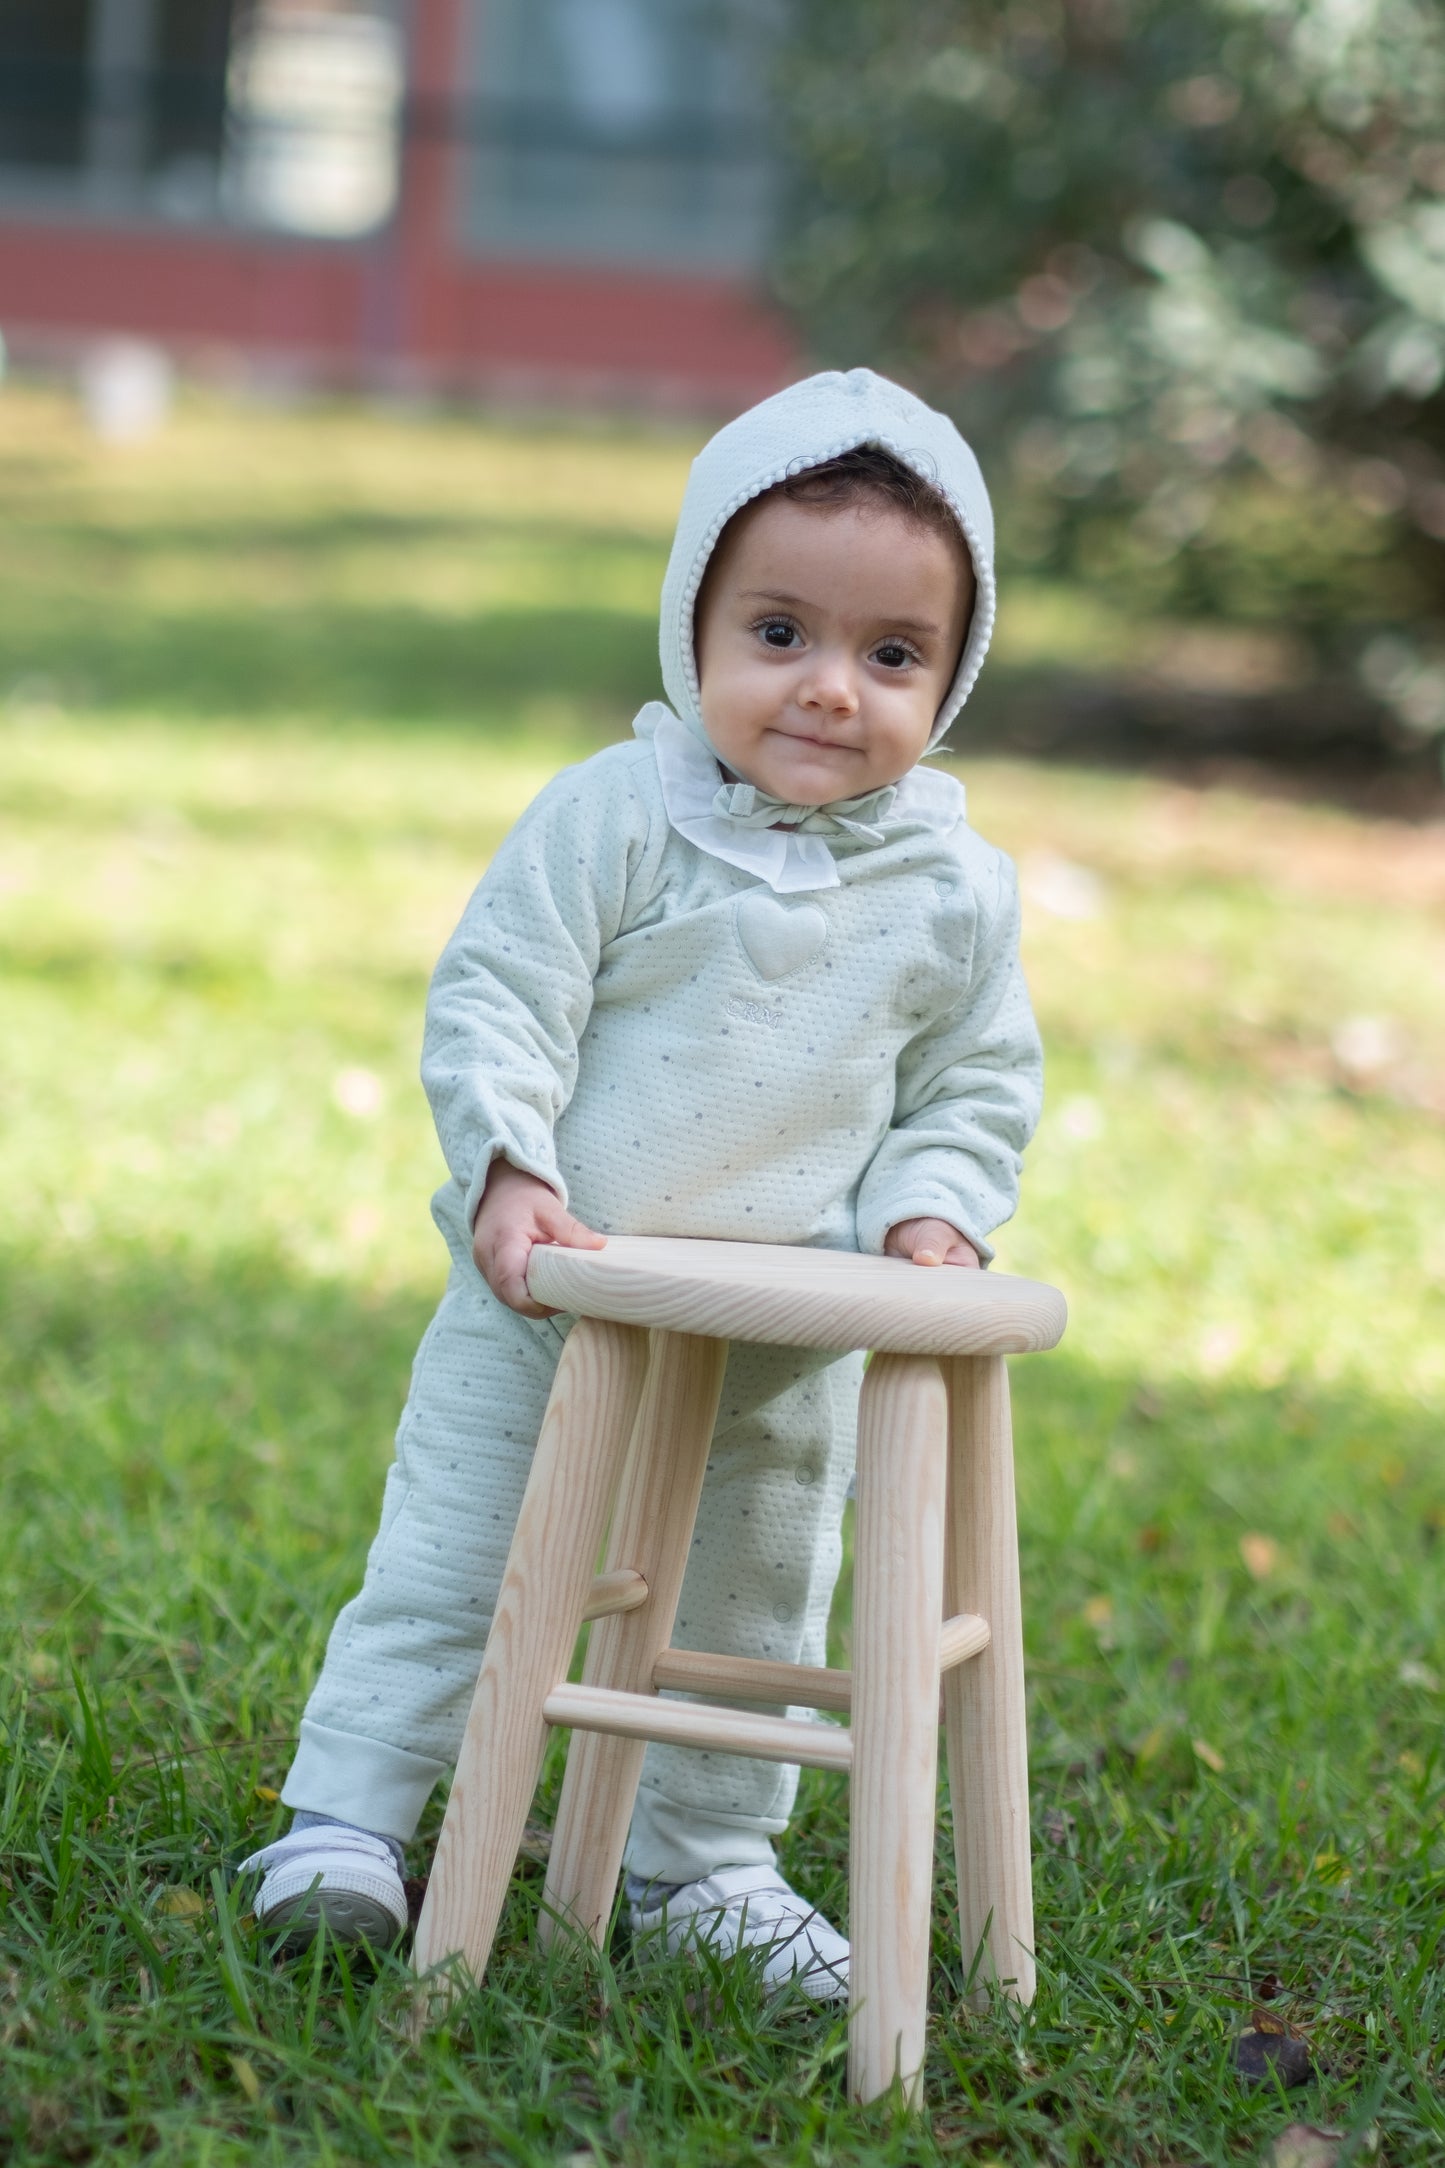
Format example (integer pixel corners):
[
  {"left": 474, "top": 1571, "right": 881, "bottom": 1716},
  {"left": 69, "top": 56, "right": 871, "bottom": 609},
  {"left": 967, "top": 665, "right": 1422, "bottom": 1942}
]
[
  {"left": 853, "top": 853, "right": 1042, "bottom": 1263},
  {"left": 421, "top": 758, "right": 649, "bottom": 1230}
]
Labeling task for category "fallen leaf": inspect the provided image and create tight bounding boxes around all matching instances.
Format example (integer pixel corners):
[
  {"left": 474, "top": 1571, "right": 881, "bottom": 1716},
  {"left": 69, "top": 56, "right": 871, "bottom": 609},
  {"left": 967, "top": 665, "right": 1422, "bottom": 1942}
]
[
  {"left": 1234, "top": 2022, "right": 1313, "bottom": 2088},
  {"left": 155, "top": 1887, "right": 204, "bottom": 1919},
  {"left": 228, "top": 2055, "right": 262, "bottom": 2103},
  {"left": 1311, "top": 1848, "right": 1350, "bottom": 1884},
  {"left": 252, "top": 1784, "right": 280, "bottom": 1805},
  {"left": 1240, "top": 1533, "right": 1280, "bottom": 1579},
  {"left": 1134, "top": 1721, "right": 1172, "bottom": 1766},
  {"left": 1137, "top": 1523, "right": 1165, "bottom": 1555},
  {"left": 1192, "top": 1737, "right": 1226, "bottom": 1773},
  {"left": 1263, "top": 2124, "right": 1378, "bottom": 2168},
  {"left": 1082, "top": 1594, "right": 1113, "bottom": 1627}
]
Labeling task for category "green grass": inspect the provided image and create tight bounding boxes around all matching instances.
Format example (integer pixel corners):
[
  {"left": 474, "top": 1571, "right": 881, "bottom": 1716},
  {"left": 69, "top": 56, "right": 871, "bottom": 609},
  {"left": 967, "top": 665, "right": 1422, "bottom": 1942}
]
[{"left": 2, "top": 385, "right": 1444, "bottom": 2164}]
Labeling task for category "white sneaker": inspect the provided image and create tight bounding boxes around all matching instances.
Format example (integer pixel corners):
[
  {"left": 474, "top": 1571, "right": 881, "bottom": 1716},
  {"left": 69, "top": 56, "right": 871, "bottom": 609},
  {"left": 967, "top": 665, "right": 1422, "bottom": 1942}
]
[
  {"left": 237, "top": 1826, "right": 408, "bottom": 1952},
  {"left": 629, "top": 1865, "right": 849, "bottom": 2002}
]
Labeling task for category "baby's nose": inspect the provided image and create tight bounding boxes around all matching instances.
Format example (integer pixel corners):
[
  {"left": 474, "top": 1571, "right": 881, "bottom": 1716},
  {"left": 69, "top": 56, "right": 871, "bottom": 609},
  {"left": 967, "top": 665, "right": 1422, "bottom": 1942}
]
[{"left": 801, "top": 653, "right": 860, "bottom": 712}]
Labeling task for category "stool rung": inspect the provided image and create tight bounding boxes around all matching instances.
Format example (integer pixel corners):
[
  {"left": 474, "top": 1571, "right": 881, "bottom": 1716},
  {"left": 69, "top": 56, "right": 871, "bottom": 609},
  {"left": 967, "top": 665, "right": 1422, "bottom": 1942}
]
[
  {"left": 541, "top": 1682, "right": 853, "bottom": 1773},
  {"left": 939, "top": 1611, "right": 991, "bottom": 1670},
  {"left": 582, "top": 1569, "right": 649, "bottom": 1622},
  {"left": 650, "top": 1613, "right": 988, "bottom": 1715},
  {"left": 652, "top": 1647, "right": 852, "bottom": 1711}
]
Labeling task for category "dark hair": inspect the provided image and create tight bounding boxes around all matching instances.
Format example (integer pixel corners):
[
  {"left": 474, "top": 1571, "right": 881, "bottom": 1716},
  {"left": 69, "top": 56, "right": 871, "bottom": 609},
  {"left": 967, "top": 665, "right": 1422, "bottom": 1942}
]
[
  {"left": 770, "top": 445, "right": 959, "bottom": 540},
  {"left": 693, "top": 443, "right": 973, "bottom": 666}
]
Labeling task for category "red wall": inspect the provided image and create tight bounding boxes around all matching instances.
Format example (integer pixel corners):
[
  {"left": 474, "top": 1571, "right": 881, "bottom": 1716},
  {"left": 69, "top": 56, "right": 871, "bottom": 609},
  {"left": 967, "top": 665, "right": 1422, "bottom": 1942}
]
[{"left": 0, "top": 0, "right": 797, "bottom": 408}]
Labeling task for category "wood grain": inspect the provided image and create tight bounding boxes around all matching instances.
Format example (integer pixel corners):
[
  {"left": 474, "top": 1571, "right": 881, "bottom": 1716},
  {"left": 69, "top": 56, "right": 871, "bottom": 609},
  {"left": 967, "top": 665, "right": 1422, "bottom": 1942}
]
[
  {"left": 411, "top": 1317, "right": 648, "bottom": 2008},
  {"left": 542, "top": 1682, "right": 854, "bottom": 1774},
  {"left": 540, "top": 1331, "right": 728, "bottom": 1949},
  {"left": 650, "top": 1616, "right": 987, "bottom": 1712},
  {"left": 938, "top": 1612, "right": 992, "bottom": 1671},
  {"left": 581, "top": 1569, "right": 649, "bottom": 1622},
  {"left": 650, "top": 1646, "right": 854, "bottom": 1713},
  {"left": 848, "top": 1353, "right": 949, "bottom": 2108},
  {"left": 943, "top": 1355, "right": 1036, "bottom": 2010},
  {"left": 529, "top": 1235, "right": 1065, "bottom": 1357}
]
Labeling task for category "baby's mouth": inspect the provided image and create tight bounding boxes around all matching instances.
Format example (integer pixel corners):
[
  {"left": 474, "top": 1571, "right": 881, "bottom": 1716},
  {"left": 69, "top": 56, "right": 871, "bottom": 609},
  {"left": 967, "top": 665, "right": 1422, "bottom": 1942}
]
[{"left": 770, "top": 728, "right": 855, "bottom": 756}]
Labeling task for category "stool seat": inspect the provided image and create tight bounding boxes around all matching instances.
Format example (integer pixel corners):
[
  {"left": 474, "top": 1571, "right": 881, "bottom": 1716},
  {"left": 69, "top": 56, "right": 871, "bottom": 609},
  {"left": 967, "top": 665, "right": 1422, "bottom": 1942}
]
[{"left": 529, "top": 1234, "right": 1066, "bottom": 1356}]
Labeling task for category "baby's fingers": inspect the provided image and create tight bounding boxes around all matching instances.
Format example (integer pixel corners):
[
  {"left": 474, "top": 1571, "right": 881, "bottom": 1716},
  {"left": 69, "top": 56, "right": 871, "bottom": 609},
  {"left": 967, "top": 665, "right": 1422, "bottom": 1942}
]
[
  {"left": 906, "top": 1218, "right": 981, "bottom": 1268},
  {"left": 484, "top": 1228, "right": 555, "bottom": 1317},
  {"left": 909, "top": 1219, "right": 955, "bottom": 1266},
  {"left": 533, "top": 1194, "right": 607, "bottom": 1252}
]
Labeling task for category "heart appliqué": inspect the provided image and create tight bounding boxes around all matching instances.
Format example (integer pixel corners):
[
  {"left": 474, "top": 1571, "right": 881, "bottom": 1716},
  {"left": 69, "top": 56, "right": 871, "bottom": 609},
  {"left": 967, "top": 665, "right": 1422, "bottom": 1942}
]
[{"left": 735, "top": 892, "right": 829, "bottom": 982}]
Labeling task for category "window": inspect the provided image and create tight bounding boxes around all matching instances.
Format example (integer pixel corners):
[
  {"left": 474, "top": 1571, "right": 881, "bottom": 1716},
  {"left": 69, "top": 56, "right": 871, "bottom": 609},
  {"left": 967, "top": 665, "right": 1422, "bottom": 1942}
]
[
  {"left": 460, "top": 0, "right": 773, "bottom": 271},
  {"left": 223, "top": 1, "right": 402, "bottom": 236},
  {"left": 0, "top": 0, "right": 93, "bottom": 174},
  {"left": 0, "top": 0, "right": 402, "bottom": 236}
]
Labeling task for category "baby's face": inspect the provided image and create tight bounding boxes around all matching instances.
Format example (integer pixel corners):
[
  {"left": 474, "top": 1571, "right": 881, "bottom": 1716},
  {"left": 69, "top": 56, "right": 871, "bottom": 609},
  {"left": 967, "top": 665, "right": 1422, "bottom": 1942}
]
[{"left": 694, "top": 494, "right": 973, "bottom": 805}]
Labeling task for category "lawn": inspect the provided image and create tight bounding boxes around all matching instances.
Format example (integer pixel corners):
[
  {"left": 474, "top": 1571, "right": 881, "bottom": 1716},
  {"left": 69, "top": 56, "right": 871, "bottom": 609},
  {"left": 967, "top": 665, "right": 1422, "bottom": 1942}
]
[{"left": 2, "top": 384, "right": 1444, "bottom": 2165}]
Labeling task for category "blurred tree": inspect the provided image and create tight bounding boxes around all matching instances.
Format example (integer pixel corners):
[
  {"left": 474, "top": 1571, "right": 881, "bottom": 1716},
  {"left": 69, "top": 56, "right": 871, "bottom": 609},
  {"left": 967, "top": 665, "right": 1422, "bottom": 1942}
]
[{"left": 772, "top": 0, "right": 1445, "bottom": 758}]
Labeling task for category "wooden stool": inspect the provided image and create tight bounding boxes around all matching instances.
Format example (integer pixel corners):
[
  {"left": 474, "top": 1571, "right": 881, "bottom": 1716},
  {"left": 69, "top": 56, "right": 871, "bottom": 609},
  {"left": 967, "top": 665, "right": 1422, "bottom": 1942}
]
[{"left": 413, "top": 1236, "right": 1065, "bottom": 2106}]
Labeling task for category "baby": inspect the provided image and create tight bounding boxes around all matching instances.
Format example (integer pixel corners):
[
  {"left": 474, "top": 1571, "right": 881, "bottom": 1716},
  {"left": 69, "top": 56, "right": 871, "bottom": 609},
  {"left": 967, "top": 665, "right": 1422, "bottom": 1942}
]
[{"left": 242, "top": 368, "right": 1042, "bottom": 1998}]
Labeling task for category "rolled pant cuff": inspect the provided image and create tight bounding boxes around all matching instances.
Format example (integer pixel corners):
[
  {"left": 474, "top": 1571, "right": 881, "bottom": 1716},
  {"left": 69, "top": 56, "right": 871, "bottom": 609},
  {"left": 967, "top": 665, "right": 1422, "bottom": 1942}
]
[
  {"left": 622, "top": 1783, "right": 782, "bottom": 1884},
  {"left": 280, "top": 1718, "right": 446, "bottom": 1843}
]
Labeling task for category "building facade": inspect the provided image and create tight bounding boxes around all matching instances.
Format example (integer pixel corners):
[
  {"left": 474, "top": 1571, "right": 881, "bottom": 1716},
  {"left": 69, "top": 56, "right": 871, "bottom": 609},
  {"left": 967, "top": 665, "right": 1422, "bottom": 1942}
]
[{"left": 0, "top": 0, "right": 794, "bottom": 407}]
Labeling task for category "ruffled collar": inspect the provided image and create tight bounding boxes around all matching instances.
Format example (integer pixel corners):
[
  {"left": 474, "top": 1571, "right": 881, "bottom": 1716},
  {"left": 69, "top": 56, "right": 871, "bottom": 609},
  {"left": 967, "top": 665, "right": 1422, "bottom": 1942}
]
[{"left": 633, "top": 703, "right": 963, "bottom": 894}]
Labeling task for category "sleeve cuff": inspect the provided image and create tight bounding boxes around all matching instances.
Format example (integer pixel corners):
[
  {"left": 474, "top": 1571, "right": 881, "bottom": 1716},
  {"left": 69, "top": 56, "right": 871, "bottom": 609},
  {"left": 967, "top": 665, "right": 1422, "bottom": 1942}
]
[
  {"left": 857, "top": 1195, "right": 997, "bottom": 1266},
  {"left": 463, "top": 1138, "right": 567, "bottom": 1232}
]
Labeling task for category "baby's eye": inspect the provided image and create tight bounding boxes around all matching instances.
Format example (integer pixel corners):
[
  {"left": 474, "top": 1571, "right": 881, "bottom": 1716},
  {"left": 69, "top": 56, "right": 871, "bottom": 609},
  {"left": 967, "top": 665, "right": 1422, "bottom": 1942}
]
[
  {"left": 758, "top": 618, "right": 800, "bottom": 650},
  {"left": 873, "top": 640, "right": 917, "bottom": 670}
]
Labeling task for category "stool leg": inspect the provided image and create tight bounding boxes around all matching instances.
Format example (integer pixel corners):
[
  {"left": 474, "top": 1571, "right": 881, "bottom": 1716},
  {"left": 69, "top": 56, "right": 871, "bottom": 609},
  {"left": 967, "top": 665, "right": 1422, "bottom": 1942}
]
[
  {"left": 942, "top": 1354, "right": 1035, "bottom": 2009},
  {"left": 412, "top": 1316, "right": 648, "bottom": 2007},
  {"left": 849, "top": 1352, "right": 949, "bottom": 2109},
  {"left": 540, "top": 1329, "right": 728, "bottom": 1948}
]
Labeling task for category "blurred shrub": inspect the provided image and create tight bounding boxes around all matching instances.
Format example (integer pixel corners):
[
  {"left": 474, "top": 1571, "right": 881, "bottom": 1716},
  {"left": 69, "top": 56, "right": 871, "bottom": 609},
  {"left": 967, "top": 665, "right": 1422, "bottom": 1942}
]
[{"left": 771, "top": 0, "right": 1445, "bottom": 766}]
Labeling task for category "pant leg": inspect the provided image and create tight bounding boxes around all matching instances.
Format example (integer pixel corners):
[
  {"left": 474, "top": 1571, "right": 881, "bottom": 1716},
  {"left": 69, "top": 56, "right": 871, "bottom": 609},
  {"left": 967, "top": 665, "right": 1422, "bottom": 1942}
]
[
  {"left": 284, "top": 1269, "right": 861, "bottom": 1874},
  {"left": 281, "top": 1265, "right": 565, "bottom": 1840},
  {"left": 624, "top": 1345, "right": 863, "bottom": 1884}
]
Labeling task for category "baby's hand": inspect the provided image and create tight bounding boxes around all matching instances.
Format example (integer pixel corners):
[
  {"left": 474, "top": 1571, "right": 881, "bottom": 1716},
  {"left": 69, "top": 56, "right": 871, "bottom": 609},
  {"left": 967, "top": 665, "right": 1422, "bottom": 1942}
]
[
  {"left": 884, "top": 1217, "right": 981, "bottom": 1270},
  {"left": 473, "top": 1160, "right": 606, "bottom": 1317}
]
